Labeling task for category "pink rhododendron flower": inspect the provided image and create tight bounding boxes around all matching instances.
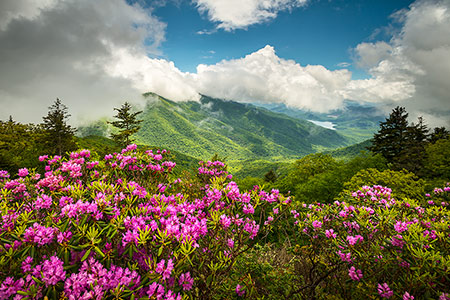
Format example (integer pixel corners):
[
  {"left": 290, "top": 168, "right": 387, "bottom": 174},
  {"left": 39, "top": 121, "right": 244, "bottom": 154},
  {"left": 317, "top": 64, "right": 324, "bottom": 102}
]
[
  {"left": 337, "top": 251, "right": 352, "bottom": 263},
  {"left": 236, "top": 284, "right": 245, "bottom": 296},
  {"left": 440, "top": 293, "right": 450, "bottom": 300},
  {"left": 346, "top": 235, "right": 363, "bottom": 246},
  {"left": 378, "top": 283, "right": 393, "bottom": 298},
  {"left": 325, "top": 229, "right": 337, "bottom": 239},
  {"left": 394, "top": 221, "right": 408, "bottom": 233},
  {"left": 312, "top": 220, "right": 322, "bottom": 229},
  {"left": 391, "top": 234, "right": 405, "bottom": 248},
  {"left": 348, "top": 266, "right": 363, "bottom": 281},
  {"left": 18, "top": 168, "right": 28, "bottom": 177},
  {"left": 178, "top": 272, "right": 193, "bottom": 291}
]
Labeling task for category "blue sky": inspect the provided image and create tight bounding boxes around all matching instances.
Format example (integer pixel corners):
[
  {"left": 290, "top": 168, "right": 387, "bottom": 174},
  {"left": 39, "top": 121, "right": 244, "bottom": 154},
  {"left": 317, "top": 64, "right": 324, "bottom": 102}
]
[
  {"left": 0, "top": 0, "right": 449, "bottom": 127},
  {"left": 152, "top": 0, "right": 414, "bottom": 77}
]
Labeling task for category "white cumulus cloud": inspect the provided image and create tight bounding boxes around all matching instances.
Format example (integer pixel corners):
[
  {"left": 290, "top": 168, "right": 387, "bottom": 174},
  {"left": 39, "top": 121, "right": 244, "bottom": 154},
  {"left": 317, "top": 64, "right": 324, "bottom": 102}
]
[
  {"left": 193, "top": 0, "right": 308, "bottom": 30},
  {"left": 191, "top": 45, "right": 351, "bottom": 112}
]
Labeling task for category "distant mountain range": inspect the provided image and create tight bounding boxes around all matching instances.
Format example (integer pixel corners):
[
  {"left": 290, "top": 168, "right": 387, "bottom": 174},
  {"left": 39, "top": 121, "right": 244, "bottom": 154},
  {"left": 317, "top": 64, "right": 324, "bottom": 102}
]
[
  {"left": 79, "top": 93, "right": 384, "bottom": 161},
  {"left": 254, "top": 101, "right": 385, "bottom": 144}
]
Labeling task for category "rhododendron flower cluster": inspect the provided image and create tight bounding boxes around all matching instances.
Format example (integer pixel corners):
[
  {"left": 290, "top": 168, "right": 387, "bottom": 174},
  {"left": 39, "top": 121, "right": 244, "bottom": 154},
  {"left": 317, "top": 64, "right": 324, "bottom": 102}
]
[
  {"left": 0, "top": 145, "right": 288, "bottom": 299},
  {"left": 292, "top": 183, "right": 450, "bottom": 298}
]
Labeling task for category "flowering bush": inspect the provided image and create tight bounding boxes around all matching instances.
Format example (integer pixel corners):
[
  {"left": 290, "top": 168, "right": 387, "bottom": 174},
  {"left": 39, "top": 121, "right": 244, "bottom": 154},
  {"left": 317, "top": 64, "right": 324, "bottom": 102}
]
[
  {"left": 0, "top": 145, "right": 290, "bottom": 299},
  {"left": 290, "top": 183, "right": 450, "bottom": 299}
]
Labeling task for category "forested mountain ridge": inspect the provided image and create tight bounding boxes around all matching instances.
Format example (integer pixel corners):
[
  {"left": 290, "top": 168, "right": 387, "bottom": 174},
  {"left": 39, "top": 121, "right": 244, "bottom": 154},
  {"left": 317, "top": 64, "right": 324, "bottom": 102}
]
[{"left": 132, "top": 93, "right": 349, "bottom": 160}]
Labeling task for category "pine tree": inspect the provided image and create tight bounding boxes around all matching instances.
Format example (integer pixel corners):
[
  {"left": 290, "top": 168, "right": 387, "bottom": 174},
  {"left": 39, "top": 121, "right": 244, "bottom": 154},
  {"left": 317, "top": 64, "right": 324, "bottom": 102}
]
[
  {"left": 41, "top": 98, "right": 77, "bottom": 156},
  {"left": 264, "top": 169, "right": 277, "bottom": 183},
  {"left": 429, "top": 127, "right": 449, "bottom": 143},
  {"left": 369, "top": 106, "right": 410, "bottom": 164},
  {"left": 108, "top": 102, "right": 143, "bottom": 147},
  {"left": 397, "top": 116, "right": 429, "bottom": 175}
]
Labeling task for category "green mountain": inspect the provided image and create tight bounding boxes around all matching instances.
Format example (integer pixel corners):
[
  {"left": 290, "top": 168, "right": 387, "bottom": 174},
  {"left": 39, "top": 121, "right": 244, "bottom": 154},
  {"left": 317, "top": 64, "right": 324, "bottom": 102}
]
[{"left": 133, "top": 93, "right": 349, "bottom": 161}]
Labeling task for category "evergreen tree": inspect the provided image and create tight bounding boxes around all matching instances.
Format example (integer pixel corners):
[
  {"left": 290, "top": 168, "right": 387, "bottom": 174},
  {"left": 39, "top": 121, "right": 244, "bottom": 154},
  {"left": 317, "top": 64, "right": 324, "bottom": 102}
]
[
  {"left": 369, "top": 106, "right": 410, "bottom": 165},
  {"left": 429, "top": 126, "right": 449, "bottom": 143},
  {"left": 397, "top": 116, "right": 429, "bottom": 176},
  {"left": 264, "top": 169, "right": 277, "bottom": 183},
  {"left": 41, "top": 98, "right": 77, "bottom": 156},
  {"left": 108, "top": 102, "right": 143, "bottom": 147}
]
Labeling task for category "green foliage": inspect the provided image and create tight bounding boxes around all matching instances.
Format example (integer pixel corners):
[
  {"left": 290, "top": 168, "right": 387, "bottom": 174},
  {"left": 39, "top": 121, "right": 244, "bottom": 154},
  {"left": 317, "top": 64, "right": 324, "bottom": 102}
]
[
  {"left": 235, "top": 176, "right": 265, "bottom": 192},
  {"left": 324, "top": 139, "right": 372, "bottom": 161},
  {"left": 41, "top": 98, "right": 77, "bottom": 156},
  {"left": 428, "top": 126, "right": 449, "bottom": 143},
  {"left": 395, "top": 116, "right": 429, "bottom": 176},
  {"left": 230, "top": 159, "right": 290, "bottom": 180},
  {"left": 424, "top": 137, "right": 450, "bottom": 180},
  {"left": 264, "top": 169, "right": 277, "bottom": 183},
  {"left": 76, "top": 135, "right": 120, "bottom": 158},
  {"left": 217, "top": 243, "right": 300, "bottom": 299},
  {"left": 278, "top": 153, "right": 387, "bottom": 204},
  {"left": 276, "top": 153, "right": 339, "bottom": 194},
  {"left": 0, "top": 118, "right": 45, "bottom": 173},
  {"left": 108, "top": 102, "right": 143, "bottom": 147},
  {"left": 368, "top": 107, "right": 450, "bottom": 178},
  {"left": 341, "top": 168, "right": 426, "bottom": 201}
]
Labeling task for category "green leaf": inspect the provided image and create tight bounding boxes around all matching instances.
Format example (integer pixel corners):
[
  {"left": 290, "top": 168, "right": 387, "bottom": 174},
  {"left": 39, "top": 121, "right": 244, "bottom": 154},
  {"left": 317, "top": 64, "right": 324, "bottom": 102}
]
[
  {"left": 81, "top": 248, "right": 91, "bottom": 262},
  {"left": 94, "top": 246, "right": 105, "bottom": 258}
]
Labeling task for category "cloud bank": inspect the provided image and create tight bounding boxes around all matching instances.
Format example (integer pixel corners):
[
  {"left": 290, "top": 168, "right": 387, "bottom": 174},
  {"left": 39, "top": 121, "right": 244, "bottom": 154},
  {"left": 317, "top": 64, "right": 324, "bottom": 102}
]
[{"left": 0, "top": 0, "right": 449, "bottom": 128}]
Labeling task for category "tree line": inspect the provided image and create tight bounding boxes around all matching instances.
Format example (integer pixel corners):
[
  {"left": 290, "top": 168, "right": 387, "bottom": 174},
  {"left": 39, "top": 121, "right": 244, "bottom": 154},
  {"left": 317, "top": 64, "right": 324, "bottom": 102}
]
[{"left": 0, "top": 99, "right": 142, "bottom": 173}]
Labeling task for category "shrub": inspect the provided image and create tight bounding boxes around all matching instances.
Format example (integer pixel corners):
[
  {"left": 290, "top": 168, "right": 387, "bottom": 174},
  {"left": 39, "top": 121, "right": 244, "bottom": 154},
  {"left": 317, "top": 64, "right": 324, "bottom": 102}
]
[{"left": 289, "top": 183, "right": 450, "bottom": 299}]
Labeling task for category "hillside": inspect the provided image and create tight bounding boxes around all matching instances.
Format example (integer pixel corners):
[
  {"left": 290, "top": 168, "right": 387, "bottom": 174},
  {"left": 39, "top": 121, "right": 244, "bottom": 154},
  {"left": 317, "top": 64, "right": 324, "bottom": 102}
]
[
  {"left": 133, "top": 93, "right": 349, "bottom": 160},
  {"left": 324, "top": 139, "right": 373, "bottom": 160}
]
